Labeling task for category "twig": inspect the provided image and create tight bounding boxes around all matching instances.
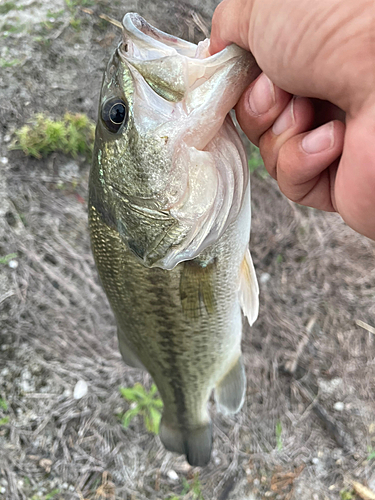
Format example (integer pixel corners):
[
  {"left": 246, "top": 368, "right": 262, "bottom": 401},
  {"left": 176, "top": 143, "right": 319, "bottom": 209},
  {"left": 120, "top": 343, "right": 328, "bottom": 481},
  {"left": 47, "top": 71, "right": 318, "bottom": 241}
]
[
  {"left": 190, "top": 11, "right": 209, "bottom": 38},
  {"left": 356, "top": 320, "right": 375, "bottom": 335},
  {"left": 285, "top": 316, "right": 316, "bottom": 374},
  {"left": 294, "top": 381, "right": 353, "bottom": 451},
  {"left": 352, "top": 481, "right": 375, "bottom": 500},
  {"left": 99, "top": 14, "right": 123, "bottom": 30}
]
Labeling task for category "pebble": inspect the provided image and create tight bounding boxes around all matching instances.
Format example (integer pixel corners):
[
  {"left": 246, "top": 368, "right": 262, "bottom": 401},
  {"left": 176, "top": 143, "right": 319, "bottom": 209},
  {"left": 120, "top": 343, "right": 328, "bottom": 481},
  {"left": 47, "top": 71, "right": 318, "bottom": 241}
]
[
  {"left": 167, "top": 470, "right": 178, "bottom": 481},
  {"left": 1, "top": 368, "right": 9, "bottom": 376},
  {"left": 73, "top": 380, "right": 88, "bottom": 399},
  {"left": 312, "top": 457, "right": 319, "bottom": 465},
  {"left": 0, "top": 157, "right": 8, "bottom": 165},
  {"left": 260, "top": 272, "right": 271, "bottom": 284},
  {"left": 63, "top": 388, "right": 72, "bottom": 398},
  {"left": 21, "top": 369, "right": 32, "bottom": 380},
  {"left": 333, "top": 401, "right": 344, "bottom": 411},
  {"left": 0, "top": 487, "right": 5, "bottom": 494},
  {"left": 19, "top": 379, "right": 34, "bottom": 393},
  {"left": 8, "top": 259, "right": 18, "bottom": 269}
]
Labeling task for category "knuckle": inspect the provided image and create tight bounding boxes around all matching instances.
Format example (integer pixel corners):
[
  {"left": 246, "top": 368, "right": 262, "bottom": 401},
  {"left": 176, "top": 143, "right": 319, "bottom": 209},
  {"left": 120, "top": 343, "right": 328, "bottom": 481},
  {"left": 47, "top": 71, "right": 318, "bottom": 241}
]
[{"left": 259, "top": 138, "right": 277, "bottom": 179}]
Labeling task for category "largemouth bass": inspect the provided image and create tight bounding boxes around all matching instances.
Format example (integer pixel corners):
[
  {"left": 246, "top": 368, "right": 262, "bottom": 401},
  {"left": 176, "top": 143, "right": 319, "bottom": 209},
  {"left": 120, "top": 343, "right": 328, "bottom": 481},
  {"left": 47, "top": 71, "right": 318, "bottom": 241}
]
[{"left": 89, "top": 13, "right": 260, "bottom": 466}]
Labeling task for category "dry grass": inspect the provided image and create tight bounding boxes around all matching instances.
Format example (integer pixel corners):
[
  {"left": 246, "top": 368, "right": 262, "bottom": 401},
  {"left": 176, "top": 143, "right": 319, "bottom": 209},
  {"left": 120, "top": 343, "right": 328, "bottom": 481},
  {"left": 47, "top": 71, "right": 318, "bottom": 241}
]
[{"left": 1, "top": 1, "right": 375, "bottom": 499}]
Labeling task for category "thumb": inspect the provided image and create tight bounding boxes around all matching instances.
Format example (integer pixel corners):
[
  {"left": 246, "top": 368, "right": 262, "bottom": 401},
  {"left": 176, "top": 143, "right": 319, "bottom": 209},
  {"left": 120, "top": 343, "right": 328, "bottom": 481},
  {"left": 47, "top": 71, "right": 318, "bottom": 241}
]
[
  {"left": 210, "top": 0, "right": 253, "bottom": 54},
  {"left": 335, "top": 111, "right": 375, "bottom": 240}
]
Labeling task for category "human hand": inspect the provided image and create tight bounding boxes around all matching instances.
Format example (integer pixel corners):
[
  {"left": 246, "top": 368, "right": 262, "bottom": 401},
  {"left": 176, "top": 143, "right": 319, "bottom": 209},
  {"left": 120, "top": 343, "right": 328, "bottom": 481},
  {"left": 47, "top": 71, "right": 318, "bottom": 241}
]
[{"left": 210, "top": 0, "right": 375, "bottom": 240}]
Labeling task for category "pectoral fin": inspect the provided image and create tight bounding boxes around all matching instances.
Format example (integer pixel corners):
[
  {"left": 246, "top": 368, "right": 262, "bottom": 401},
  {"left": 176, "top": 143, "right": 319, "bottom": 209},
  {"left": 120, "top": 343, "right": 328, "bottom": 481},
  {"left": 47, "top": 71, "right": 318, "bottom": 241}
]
[
  {"left": 117, "top": 326, "right": 145, "bottom": 370},
  {"left": 215, "top": 356, "right": 246, "bottom": 415},
  {"left": 180, "top": 259, "right": 216, "bottom": 319},
  {"left": 239, "top": 248, "right": 259, "bottom": 326}
]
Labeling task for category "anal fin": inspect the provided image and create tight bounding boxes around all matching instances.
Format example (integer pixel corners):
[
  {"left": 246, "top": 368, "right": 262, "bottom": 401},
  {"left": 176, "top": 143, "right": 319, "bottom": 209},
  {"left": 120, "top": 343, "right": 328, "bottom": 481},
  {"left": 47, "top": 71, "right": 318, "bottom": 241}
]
[
  {"left": 117, "top": 326, "right": 145, "bottom": 370},
  {"left": 239, "top": 248, "right": 259, "bottom": 326},
  {"left": 159, "top": 418, "right": 212, "bottom": 467},
  {"left": 215, "top": 356, "right": 246, "bottom": 415}
]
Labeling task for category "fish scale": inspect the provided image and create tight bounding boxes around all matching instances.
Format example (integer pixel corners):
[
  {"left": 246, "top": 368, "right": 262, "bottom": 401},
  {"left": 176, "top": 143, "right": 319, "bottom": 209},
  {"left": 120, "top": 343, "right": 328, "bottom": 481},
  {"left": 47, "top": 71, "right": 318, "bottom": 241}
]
[{"left": 89, "top": 13, "right": 260, "bottom": 466}]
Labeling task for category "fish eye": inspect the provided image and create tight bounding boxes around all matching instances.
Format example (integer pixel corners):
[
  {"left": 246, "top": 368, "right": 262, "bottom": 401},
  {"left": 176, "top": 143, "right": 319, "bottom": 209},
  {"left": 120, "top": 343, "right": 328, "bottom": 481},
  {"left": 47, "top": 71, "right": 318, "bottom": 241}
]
[{"left": 101, "top": 97, "right": 128, "bottom": 133}]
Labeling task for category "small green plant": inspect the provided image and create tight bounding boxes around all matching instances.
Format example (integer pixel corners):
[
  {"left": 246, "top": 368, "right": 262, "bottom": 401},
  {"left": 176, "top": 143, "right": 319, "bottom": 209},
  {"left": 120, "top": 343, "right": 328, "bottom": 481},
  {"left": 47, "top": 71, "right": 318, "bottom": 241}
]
[
  {"left": 340, "top": 488, "right": 355, "bottom": 500},
  {"left": 367, "top": 446, "right": 375, "bottom": 461},
  {"left": 119, "top": 383, "right": 163, "bottom": 434},
  {"left": 31, "top": 490, "right": 60, "bottom": 500},
  {"left": 64, "top": 0, "right": 94, "bottom": 30},
  {"left": 276, "top": 254, "right": 283, "bottom": 264},
  {"left": 181, "top": 475, "right": 204, "bottom": 500},
  {"left": 0, "top": 57, "right": 22, "bottom": 67},
  {"left": 47, "top": 8, "right": 65, "bottom": 19},
  {"left": 11, "top": 113, "right": 95, "bottom": 160},
  {"left": 190, "top": 476, "right": 204, "bottom": 500},
  {"left": 69, "top": 17, "right": 81, "bottom": 30},
  {"left": 167, "top": 475, "right": 205, "bottom": 500},
  {"left": 248, "top": 145, "right": 269, "bottom": 179},
  {"left": 0, "top": 2, "right": 18, "bottom": 15},
  {"left": 275, "top": 421, "right": 283, "bottom": 451},
  {"left": 0, "top": 253, "right": 17, "bottom": 265},
  {"left": 44, "top": 489, "right": 60, "bottom": 500},
  {"left": 0, "top": 397, "right": 9, "bottom": 426}
]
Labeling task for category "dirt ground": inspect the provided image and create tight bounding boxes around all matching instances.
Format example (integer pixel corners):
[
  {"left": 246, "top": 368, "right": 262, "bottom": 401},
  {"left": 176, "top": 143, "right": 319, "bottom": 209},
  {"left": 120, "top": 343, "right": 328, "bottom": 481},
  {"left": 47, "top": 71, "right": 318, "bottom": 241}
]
[{"left": 1, "top": 1, "right": 375, "bottom": 499}]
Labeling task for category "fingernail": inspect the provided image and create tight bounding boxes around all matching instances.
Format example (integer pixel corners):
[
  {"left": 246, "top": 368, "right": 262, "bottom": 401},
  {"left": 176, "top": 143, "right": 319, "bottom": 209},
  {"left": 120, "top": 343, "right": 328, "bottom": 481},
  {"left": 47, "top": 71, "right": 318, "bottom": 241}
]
[
  {"left": 272, "top": 97, "right": 295, "bottom": 135},
  {"left": 301, "top": 122, "right": 334, "bottom": 154},
  {"left": 248, "top": 73, "right": 275, "bottom": 115}
]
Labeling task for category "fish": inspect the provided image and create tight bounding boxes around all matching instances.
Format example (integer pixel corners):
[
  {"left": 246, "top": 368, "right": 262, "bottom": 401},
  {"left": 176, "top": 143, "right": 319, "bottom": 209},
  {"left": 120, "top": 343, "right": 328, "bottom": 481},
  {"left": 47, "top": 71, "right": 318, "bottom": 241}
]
[{"left": 88, "top": 13, "right": 260, "bottom": 466}]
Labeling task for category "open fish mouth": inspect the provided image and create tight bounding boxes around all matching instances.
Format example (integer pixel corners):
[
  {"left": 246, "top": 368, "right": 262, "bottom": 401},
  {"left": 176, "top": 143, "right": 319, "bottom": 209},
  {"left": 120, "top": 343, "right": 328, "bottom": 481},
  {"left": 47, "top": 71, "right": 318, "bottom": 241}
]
[
  {"left": 122, "top": 12, "right": 199, "bottom": 59},
  {"left": 119, "top": 12, "right": 257, "bottom": 106}
]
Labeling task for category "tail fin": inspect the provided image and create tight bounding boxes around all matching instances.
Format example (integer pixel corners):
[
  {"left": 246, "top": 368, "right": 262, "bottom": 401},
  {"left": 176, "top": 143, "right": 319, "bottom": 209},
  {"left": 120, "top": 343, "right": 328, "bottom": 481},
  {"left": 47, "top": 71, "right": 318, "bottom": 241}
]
[{"left": 159, "top": 418, "right": 212, "bottom": 467}]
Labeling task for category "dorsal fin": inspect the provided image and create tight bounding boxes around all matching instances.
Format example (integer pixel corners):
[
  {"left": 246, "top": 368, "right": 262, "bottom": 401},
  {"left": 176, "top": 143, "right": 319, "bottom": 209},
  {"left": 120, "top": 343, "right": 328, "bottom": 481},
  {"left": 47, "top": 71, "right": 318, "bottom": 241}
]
[{"left": 239, "top": 248, "right": 259, "bottom": 326}]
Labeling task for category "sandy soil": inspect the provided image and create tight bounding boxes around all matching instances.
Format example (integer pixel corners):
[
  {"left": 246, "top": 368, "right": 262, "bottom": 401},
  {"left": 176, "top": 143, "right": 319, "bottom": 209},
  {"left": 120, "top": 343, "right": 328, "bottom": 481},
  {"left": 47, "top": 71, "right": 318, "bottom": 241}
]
[{"left": 1, "top": 1, "right": 375, "bottom": 499}]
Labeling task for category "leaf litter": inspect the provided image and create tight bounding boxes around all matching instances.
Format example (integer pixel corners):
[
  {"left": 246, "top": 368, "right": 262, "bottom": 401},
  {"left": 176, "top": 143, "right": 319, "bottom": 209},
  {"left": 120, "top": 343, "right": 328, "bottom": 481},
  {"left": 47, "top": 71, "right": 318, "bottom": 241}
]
[{"left": 1, "top": 0, "right": 375, "bottom": 499}]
